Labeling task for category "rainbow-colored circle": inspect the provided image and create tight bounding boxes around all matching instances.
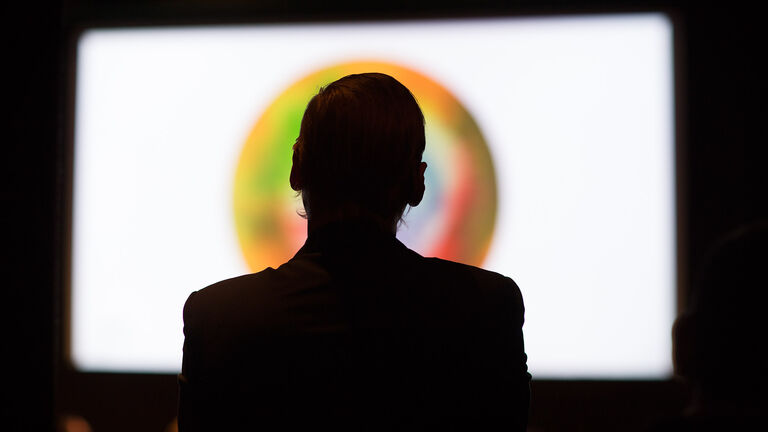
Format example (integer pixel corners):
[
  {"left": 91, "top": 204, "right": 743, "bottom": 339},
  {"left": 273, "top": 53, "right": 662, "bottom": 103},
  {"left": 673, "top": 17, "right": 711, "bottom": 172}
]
[{"left": 234, "top": 61, "right": 497, "bottom": 271}]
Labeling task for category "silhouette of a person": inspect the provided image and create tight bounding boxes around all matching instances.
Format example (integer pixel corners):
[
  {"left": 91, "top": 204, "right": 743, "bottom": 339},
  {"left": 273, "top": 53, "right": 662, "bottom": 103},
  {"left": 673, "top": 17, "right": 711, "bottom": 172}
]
[
  {"left": 653, "top": 221, "right": 768, "bottom": 430},
  {"left": 178, "top": 73, "right": 530, "bottom": 431}
]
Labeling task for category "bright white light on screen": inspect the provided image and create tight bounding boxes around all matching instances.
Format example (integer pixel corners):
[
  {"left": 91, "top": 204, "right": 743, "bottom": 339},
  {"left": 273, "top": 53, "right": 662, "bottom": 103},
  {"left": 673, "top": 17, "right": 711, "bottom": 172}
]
[{"left": 73, "top": 14, "right": 674, "bottom": 377}]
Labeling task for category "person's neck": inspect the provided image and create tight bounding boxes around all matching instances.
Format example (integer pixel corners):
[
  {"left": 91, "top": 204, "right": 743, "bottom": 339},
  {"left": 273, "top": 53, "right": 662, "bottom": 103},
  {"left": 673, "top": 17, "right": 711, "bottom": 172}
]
[{"left": 306, "top": 206, "right": 397, "bottom": 236}]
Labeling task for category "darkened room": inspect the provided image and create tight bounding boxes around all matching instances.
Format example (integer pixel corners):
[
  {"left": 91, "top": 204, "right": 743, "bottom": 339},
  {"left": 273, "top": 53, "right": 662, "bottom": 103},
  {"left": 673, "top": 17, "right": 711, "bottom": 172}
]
[{"left": 5, "top": 0, "right": 766, "bottom": 431}]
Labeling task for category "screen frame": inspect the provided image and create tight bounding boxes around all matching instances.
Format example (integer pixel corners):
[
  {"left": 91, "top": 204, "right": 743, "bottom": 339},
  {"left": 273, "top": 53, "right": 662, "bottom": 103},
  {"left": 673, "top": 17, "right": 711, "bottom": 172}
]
[{"left": 56, "top": 3, "right": 688, "bottom": 430}]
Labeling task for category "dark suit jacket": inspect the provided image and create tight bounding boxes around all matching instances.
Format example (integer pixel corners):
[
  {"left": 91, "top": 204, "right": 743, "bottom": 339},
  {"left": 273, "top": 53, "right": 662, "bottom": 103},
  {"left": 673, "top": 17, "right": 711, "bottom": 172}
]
[{"left": 178, "top": 221, "right": 530, "bottom": 431}]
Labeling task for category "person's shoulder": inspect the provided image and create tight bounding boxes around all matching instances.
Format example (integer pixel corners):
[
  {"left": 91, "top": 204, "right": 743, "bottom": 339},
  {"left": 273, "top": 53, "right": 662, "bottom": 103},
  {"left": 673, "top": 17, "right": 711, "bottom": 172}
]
[
  {"left": 182, "top": 254, "right": 329, "bottom": 323},
  {"left": 182, "top": 269, "right": 275, "bottom": 323},
  {"left": 189, "top": 253, "right": 323, "bottom": 300},
  {"left": 422, "top": 256, "right": 518, "bottom": 286},
  {"left": 190, "top": 267, "right": 276, "bottom": 302},
  {"left": 420, "top": 256, "right": 523, "bottom": 306}
]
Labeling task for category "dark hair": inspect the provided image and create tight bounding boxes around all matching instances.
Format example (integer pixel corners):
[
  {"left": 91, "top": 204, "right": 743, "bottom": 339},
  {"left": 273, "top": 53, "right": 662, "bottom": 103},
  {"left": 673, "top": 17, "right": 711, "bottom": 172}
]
[{"left": 290, "top": 72, "right": 425, "bottom": 223}]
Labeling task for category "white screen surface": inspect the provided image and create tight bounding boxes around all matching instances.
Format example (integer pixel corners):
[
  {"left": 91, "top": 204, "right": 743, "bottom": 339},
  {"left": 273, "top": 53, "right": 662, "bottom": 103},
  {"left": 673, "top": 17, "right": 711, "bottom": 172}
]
[{"left": 72, "top": 14, "right": 675, "bottom": 377}]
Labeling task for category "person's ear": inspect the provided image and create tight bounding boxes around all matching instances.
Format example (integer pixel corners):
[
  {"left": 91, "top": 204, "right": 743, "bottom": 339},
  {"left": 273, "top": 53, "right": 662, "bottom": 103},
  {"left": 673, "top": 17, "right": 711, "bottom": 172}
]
[
  {"left": 290, "top": 141, "right": 304, "bottom": 191},
  {"left": 290, "top": 164, "right": 303, "bottom": 191},
  {"left": 408, "top": 162, "right": 427, "bottom": 207}
]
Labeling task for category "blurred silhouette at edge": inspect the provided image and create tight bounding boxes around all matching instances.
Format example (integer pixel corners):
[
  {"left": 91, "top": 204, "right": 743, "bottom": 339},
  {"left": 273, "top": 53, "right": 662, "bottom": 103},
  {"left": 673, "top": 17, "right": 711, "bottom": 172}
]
[
  {"left": 177, "top": 73, "right": 530, "bottom": 431},
  {"left": 653, "top": 221, "right": 768, "bottom": 430}
]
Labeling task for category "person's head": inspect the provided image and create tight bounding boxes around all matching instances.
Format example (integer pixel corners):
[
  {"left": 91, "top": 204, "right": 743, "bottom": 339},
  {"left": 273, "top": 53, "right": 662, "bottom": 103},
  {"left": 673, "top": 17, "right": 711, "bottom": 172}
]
[
  {"left": 672, "top": 221, "right": 768, "bottom": 401},
  {"left": 290, "top": 72, "right": 427, "bottom": 231}
]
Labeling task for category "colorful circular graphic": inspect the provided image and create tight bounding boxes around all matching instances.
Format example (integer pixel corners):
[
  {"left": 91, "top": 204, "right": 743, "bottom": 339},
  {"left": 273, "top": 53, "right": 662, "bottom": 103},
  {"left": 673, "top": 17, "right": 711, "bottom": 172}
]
[{"left": 234, "top": 61, "right": 497, "bottom": 271}]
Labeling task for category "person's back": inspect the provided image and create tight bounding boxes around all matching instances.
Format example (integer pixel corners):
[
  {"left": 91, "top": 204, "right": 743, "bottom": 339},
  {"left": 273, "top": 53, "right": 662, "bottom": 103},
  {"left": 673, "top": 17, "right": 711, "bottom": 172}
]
[{"left": 178, "top": 73, "right": 530, "bottom": 431}]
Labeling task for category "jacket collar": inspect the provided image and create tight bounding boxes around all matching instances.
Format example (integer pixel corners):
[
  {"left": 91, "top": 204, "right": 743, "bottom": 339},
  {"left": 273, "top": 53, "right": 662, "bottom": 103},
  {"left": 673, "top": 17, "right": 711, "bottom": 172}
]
[{"left": 295, "top": 219, "right": 409, "bottom": 257}]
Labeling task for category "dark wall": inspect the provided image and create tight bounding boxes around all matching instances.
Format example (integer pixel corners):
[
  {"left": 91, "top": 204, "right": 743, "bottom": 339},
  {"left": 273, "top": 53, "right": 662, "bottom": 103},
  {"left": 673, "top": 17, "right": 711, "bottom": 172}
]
[
  {"left": 682, "top": 5, "right": 767, "bottom": 283},
  {"left": 6, "top": 0, "right": 62, "bottom": 430},
  {"left": 5, "top": 1, "right": 766, "bottom": 430}
]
